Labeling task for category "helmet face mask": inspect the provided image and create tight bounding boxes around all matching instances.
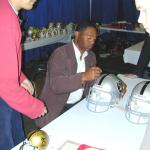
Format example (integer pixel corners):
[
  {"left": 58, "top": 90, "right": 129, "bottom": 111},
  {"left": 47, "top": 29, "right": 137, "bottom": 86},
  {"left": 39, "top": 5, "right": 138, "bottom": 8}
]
[
  {"left": 125, "top": 81, "right": 150, "bottom": 124},
  {"left": 87, "top": 74, "right": 123, "bottom": 112}
]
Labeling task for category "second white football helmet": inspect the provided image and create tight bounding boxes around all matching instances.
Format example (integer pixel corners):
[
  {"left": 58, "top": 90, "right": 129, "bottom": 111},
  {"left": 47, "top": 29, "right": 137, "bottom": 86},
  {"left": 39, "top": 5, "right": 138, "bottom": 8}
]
[{"left": 125, "top": 81, "right": 150, "bottom": 124}]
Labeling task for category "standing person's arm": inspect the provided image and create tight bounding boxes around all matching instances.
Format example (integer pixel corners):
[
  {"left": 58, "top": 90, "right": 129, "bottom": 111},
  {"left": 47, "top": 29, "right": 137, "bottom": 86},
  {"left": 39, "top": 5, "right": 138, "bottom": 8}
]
[{"left": 0, "top": 17, "right": 46, "bottom": 119}]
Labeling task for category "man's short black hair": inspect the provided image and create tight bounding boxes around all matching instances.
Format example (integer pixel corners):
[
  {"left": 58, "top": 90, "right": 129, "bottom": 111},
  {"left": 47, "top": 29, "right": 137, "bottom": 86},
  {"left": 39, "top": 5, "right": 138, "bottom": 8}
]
[{"left": 75, "top": 21, "right": 98, "bottom": 33}]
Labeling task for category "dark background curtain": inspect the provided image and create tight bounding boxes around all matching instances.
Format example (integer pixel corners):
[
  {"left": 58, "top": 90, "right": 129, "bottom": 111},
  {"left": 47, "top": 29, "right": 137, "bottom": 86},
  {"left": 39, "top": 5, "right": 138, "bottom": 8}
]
[
  {"left": 121, "top": 0, "right": 139, "bottom": 22},
  {"left": 21, "top": 0, "right": 50, "bottom": 28},
  {"left": 21, "top": 0, "right": 139, "bottom": 27},
  {"left": 91, "top": 0, "right": 139, "bottom": 24},
  {"left": 21, "top": 0, "right": 141, "bottom": 63},
  {"left": 91, "top": 0, "right": 119, "bottom": 23},
  {"left": 22, "top": 0, "right": 90, "bottom": 28}
]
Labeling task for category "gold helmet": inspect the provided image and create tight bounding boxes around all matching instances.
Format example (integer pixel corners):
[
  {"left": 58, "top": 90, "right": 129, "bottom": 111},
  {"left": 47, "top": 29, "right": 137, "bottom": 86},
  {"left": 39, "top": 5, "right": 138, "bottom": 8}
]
[{"left": 27, "top": 130, "right": 49, "bottom": 150}]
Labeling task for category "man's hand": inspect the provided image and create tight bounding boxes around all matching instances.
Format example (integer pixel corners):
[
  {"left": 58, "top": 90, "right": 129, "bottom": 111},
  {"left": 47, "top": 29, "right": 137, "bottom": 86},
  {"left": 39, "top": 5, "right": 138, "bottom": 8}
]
[
  {"left": 21, "top": 79, "right": 34, "bottom": 95},
  {"left": 122, "top": 82, "right": 127, "bottom": 96},
  {"left": 38, "top": 106, "right": 47, "bottom": 118},
  {"left": 81, "top": 67, "right": 102, "bottom": 82}
]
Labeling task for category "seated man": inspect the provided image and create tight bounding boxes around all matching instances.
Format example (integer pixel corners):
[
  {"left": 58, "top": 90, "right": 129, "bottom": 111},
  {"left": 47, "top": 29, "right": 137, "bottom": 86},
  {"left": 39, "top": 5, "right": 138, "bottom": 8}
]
[{"left": 35, "top": 21, "right": 102, "bottom": 128}]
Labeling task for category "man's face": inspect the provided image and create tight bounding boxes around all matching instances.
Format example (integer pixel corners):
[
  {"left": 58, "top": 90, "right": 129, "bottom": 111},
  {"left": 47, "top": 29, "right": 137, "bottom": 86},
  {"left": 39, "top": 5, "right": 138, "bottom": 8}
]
[
  {"left": 135, "top": 0, "right": 150, "bottom": 34},
  {"left": 75, "top": 27, "right": 97, "bottom": 52}
]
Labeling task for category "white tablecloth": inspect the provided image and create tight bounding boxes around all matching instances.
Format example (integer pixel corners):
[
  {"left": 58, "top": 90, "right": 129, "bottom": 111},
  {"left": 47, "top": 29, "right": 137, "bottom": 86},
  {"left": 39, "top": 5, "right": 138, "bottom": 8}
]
[
  {"left": 123, "top": 41, "right": 150, "bottom": 67},
  {"left": 12, "top": 74, "right": 149, "bottom": 150},
  {"left": 23, "top": 33, "right": 72, "bottom": 50}
]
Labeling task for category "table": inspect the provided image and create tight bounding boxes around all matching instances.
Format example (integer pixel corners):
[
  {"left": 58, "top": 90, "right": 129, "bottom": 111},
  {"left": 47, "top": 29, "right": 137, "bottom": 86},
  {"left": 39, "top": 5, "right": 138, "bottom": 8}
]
[
  {"left": 23, "top": 27, "right": 143, "bottom": 51},
  {"left": 123, "top": 41, "right": 150, "bottom": 67},
  {"left": 23, "top": 33, "right": 72, "bottom": 50},
  {"left": 100, "top": 26, "right": 145, "bottom": 34},
  {"left": 12, "top": 74, "right": 149, "bottom": 150}
]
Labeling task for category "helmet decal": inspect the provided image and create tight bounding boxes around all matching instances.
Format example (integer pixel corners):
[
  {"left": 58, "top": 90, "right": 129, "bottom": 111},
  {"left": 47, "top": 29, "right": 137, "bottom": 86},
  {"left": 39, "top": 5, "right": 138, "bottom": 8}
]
[
  {"left": 98, "top": 74, "right": 109, "bottom": 85},
  {"left": 140, "top": 81, "right": 150, "bottom": 95}
]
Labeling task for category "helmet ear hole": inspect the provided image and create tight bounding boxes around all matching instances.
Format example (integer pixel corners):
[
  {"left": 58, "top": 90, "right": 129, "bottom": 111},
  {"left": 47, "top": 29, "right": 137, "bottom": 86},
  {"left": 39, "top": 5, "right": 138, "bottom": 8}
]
[
  {"left": 117, "top": 80, "right": 123, "bottom": 93},
  {"left": 125, "top": 81, "right": 150, "bottom": 124},
  {"left": 87, "top": 74, "right": 123, "bottom": 113}
]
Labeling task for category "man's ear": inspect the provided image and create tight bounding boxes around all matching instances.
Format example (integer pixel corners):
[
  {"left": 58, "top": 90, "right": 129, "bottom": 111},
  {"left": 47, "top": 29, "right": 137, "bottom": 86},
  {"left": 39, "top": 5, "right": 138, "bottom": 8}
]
[{"left": 74, "top": 31, "right": 79, "bottom": 38}]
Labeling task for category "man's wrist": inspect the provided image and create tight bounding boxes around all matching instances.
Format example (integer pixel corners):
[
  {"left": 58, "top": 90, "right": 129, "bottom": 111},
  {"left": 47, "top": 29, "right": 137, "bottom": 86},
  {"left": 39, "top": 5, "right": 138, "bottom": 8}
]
[{"left": 81, "top": 72, "right": 86, "bottom": 83}]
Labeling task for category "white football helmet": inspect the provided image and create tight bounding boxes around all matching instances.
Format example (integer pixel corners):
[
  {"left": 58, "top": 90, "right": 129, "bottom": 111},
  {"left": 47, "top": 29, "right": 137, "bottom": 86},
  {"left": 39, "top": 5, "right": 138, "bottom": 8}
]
[
  {"left": 125, "top": 81, "right": 150, "bottom": 124},
  {"left": 19, "top": 130, "right": 49, "bottom": 150},
  {"left": 86, "top": 74, "right": 123, "bottom": 112}
]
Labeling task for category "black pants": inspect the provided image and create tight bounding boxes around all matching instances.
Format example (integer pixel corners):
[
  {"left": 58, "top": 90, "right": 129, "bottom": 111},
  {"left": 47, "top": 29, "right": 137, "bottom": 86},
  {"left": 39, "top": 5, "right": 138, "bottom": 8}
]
[
  {"left": 135, "top": 32, "right": 150, "bottom": 77},
  {"left": 0, "top": 98, "right": 25, "bottom": 150}
]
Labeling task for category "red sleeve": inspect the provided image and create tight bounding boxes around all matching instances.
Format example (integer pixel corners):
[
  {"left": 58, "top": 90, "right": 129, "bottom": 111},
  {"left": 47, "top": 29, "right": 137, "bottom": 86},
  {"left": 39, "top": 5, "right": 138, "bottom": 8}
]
[{"left": 0, "top": 13, "right": 44, "bottom": 119}]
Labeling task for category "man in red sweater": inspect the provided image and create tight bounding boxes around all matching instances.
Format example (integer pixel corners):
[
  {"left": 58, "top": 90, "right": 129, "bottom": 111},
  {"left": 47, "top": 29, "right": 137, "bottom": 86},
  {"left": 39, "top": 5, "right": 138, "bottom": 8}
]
[{"left": 0, "top": 0, "right": 47, "bottom": 149}]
